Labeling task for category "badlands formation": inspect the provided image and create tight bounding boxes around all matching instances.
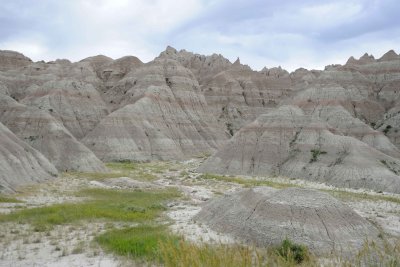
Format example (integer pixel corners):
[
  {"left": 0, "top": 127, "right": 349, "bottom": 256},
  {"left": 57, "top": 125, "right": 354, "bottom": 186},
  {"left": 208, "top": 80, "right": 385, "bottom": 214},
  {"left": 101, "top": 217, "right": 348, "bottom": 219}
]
[
  {"left": 1, "top": 47, "right": 400, "bottom": 265},
  {"left": 1, "top": 47, "right": 400, "bottom": 193}
]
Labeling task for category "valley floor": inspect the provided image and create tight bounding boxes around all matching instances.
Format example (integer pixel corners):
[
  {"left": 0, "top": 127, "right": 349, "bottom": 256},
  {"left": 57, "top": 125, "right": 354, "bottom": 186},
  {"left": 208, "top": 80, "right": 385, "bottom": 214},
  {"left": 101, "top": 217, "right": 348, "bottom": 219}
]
[{"left": 0, "top": 158, "right": 399, "bottom": 266}]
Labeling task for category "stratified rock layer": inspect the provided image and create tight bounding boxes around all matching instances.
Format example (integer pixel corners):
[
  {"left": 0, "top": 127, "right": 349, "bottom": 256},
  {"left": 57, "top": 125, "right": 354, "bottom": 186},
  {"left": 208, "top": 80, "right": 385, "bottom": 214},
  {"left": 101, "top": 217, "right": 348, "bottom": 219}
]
[
  {"left": 199, "top": 105, "right": 400, "bottom": 193},
  {"left": 195, "top": 187, "right": 380, "bottom": 255},
  {"left": 0, "top": 50, "right": 32, "bottom": 71},
  {"left": 0, "top": 122, "right": 57, "bottom": 192},
  {"left": 1, "top": 48, "right": 400, "bottom": 192},
  {"left": 83, "top": 58, "right": 228, "bottom": 161}
]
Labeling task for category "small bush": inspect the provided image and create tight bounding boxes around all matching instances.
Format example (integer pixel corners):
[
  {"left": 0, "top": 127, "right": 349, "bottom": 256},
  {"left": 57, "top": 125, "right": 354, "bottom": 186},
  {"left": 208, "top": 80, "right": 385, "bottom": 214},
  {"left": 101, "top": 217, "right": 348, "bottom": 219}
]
[
  {"left": 309, "top": 149, "right": 327, "bottom": 163},
  {"left": 275, "top": 238, "right": 310, "bottom": 264},
  {"left": 383, "top": 125, "right": 392, "bottom": 135}
]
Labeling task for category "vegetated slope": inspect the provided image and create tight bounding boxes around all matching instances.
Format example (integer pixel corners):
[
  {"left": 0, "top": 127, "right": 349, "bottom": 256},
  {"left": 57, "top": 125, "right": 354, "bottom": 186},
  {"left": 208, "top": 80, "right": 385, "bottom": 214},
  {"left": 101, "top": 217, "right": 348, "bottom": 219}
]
[
  {"left": 195, "top": 187, "right": 380, "bottom": 255},
  {"left": 0, "top": 121, "right": 57, "bottom": 192}
]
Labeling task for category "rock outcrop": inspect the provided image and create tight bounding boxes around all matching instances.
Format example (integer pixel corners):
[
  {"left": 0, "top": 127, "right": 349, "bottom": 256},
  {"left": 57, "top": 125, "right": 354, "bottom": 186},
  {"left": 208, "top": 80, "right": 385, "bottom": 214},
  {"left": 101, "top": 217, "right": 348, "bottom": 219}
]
[
  {"left": 0, "top": 50, "right": 32, "bottom": 71},
  {"left": 199, "top": 105, "right": 400, "bottom": 193},
  {"left": 0, "top": 122, "right": 57, "bottom": 192},
  {"left": 195, "top": 187, "right": 380, "bottom": 255},
  {"left": 1, "top": 48, "right": 400, "bottom": 193},
  {"left": 0, "top": 94, "right": 106, "bottom": 172},
  {"left": 83, "top": 58, "right": 228, "bottom": 161}
]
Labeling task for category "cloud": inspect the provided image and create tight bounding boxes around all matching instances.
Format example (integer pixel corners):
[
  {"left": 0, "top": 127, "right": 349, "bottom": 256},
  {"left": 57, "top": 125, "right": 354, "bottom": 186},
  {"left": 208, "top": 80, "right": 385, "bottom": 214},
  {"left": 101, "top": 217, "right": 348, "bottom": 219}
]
[{"left": 0, "top": 0, "right": 399, "bottom": 71}]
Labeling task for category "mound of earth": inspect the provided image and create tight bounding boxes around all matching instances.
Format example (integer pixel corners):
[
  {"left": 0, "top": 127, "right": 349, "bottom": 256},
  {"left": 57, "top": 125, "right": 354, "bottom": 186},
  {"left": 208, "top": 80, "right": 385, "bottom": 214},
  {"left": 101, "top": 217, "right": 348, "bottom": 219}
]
[
  {"left": 199, "top": 105, "right": 400, "bottom": 193},
  {"left": 0, "top": 50, "right": 32, "bottom": 71},
  {"left": 195, "top": 187, "right": 380, "bottom": 255},
  {"left": 0, "top": 122, "right": 57, "bottom": 192},
  {"left": 0, "top": 94, "right": 106, "bottom": 172},
  {"left": 83, "top": 58, "right": 228, "bottom": 161}
]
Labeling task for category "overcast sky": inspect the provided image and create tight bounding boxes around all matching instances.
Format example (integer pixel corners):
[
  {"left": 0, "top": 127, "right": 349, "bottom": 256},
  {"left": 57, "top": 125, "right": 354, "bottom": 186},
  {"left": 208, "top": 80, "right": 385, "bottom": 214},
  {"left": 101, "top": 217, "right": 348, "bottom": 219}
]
[{"left": 0, "top": 0, "right": 399, "bottom": 71}]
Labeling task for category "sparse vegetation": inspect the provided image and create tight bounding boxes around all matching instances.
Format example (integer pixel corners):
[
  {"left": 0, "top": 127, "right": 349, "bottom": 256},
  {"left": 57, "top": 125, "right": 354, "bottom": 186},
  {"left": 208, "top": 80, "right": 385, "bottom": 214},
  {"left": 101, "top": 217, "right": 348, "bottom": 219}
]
[
  {"left": 199, "top": 173, "right": 294, "bottom": 189},
  {"left": 0, "top": 188, "right": 180, "bottom": 231},
  {"left": 380, "top": 159, "right": 399, "bottom": 174},
  {"left": 309, "top": 149, "right": 327, "bottom": 163},
  {"left": 324, "top": 189, "right": 400, "bottom": 204},
  {"left": 71, "top": 241, "right": 85, "bottom": 254},
  {"left": 68, "top": 161, "right": 173, "bottom": 181},
  {"left": 0, "top": 194, "right": 23, "bottom": 203}
]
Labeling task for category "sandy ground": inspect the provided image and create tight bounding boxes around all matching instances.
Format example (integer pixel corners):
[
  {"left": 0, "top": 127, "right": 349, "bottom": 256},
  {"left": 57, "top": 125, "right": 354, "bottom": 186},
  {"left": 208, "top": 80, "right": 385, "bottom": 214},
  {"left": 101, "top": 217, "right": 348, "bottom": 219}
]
[
  {"left": 0, "top": 222, "right": 124, "bottom": 267},
  {"left": 0, "top": 158, "right": 399, "bottom": 266}
]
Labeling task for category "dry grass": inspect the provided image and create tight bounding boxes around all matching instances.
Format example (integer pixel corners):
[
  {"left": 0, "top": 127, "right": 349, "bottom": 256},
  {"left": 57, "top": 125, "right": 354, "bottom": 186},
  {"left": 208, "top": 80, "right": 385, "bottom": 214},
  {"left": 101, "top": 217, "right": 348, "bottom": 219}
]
[
  {"left": 199, "top": 173, "right": 295, "bottom": 189},
  {"left": 0, "top": 194, "right": 23, "bottom": 203},
  {"left": 323, "top": 189, "right": 400, "bottom": 204}
]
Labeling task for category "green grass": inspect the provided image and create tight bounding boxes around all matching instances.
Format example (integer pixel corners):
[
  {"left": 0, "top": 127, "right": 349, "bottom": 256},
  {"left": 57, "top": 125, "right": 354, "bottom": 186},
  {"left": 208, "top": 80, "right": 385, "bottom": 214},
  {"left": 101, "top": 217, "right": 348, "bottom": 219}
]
[
  {"left": 96, "top": 225, "right": 179, "bottom": 262},
  {"left": 276, "top": 239, "right": 310, "bottom": 264},
  {"left": 199, "top": 173, "right": 295, "bottom": 189},
  {"left": 97, "top": 226, "right": 317, "bottom": 267},
  {"left": 0, "top": 188, "right": 180, "bottom": 231},
  {"left": 309, "top": 149, "right": 327, "bottom": 163},
  {"left": 159, "top": 238, "right": 317, "bottom": 267},
  {"left": 0, "top": 194, "right": 23, "bottom": 203}
]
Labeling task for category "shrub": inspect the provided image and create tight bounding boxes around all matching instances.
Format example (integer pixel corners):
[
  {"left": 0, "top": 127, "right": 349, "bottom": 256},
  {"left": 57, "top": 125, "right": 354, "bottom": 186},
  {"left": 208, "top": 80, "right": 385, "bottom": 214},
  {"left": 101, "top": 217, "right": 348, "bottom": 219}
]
[
  {"left": 383, "top": 125, "right": 392, "bottom": 135},
  {"left": 275, "top": 238, "right": 310, "bottom": 264},
  {"left": 309, "top": 149, "right": 327, "bottom": 163}
]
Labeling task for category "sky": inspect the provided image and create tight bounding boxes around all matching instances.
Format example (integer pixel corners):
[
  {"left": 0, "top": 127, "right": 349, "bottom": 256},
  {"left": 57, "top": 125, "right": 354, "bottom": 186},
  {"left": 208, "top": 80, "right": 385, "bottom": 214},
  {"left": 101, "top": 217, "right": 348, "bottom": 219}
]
[{"left": 0, "top": 0, "right": 399, "bottom": 71}]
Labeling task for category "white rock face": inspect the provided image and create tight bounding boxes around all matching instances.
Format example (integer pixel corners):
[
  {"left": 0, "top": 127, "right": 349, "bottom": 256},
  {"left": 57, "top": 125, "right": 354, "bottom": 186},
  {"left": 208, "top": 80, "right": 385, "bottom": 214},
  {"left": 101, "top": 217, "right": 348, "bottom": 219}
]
[{"left": 0, "top": 122, "right": 57, "bottom": 192}]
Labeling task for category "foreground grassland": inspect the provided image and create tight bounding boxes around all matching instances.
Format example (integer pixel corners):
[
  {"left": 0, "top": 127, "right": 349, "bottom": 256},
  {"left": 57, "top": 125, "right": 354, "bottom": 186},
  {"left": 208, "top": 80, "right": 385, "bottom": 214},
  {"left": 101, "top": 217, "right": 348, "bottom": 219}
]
[
  {"left": 97, "top": 225, "right": 317, "bottom": 267},
  {"left": 1, "top": 161, "right": 400, "bottom": 266}
]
